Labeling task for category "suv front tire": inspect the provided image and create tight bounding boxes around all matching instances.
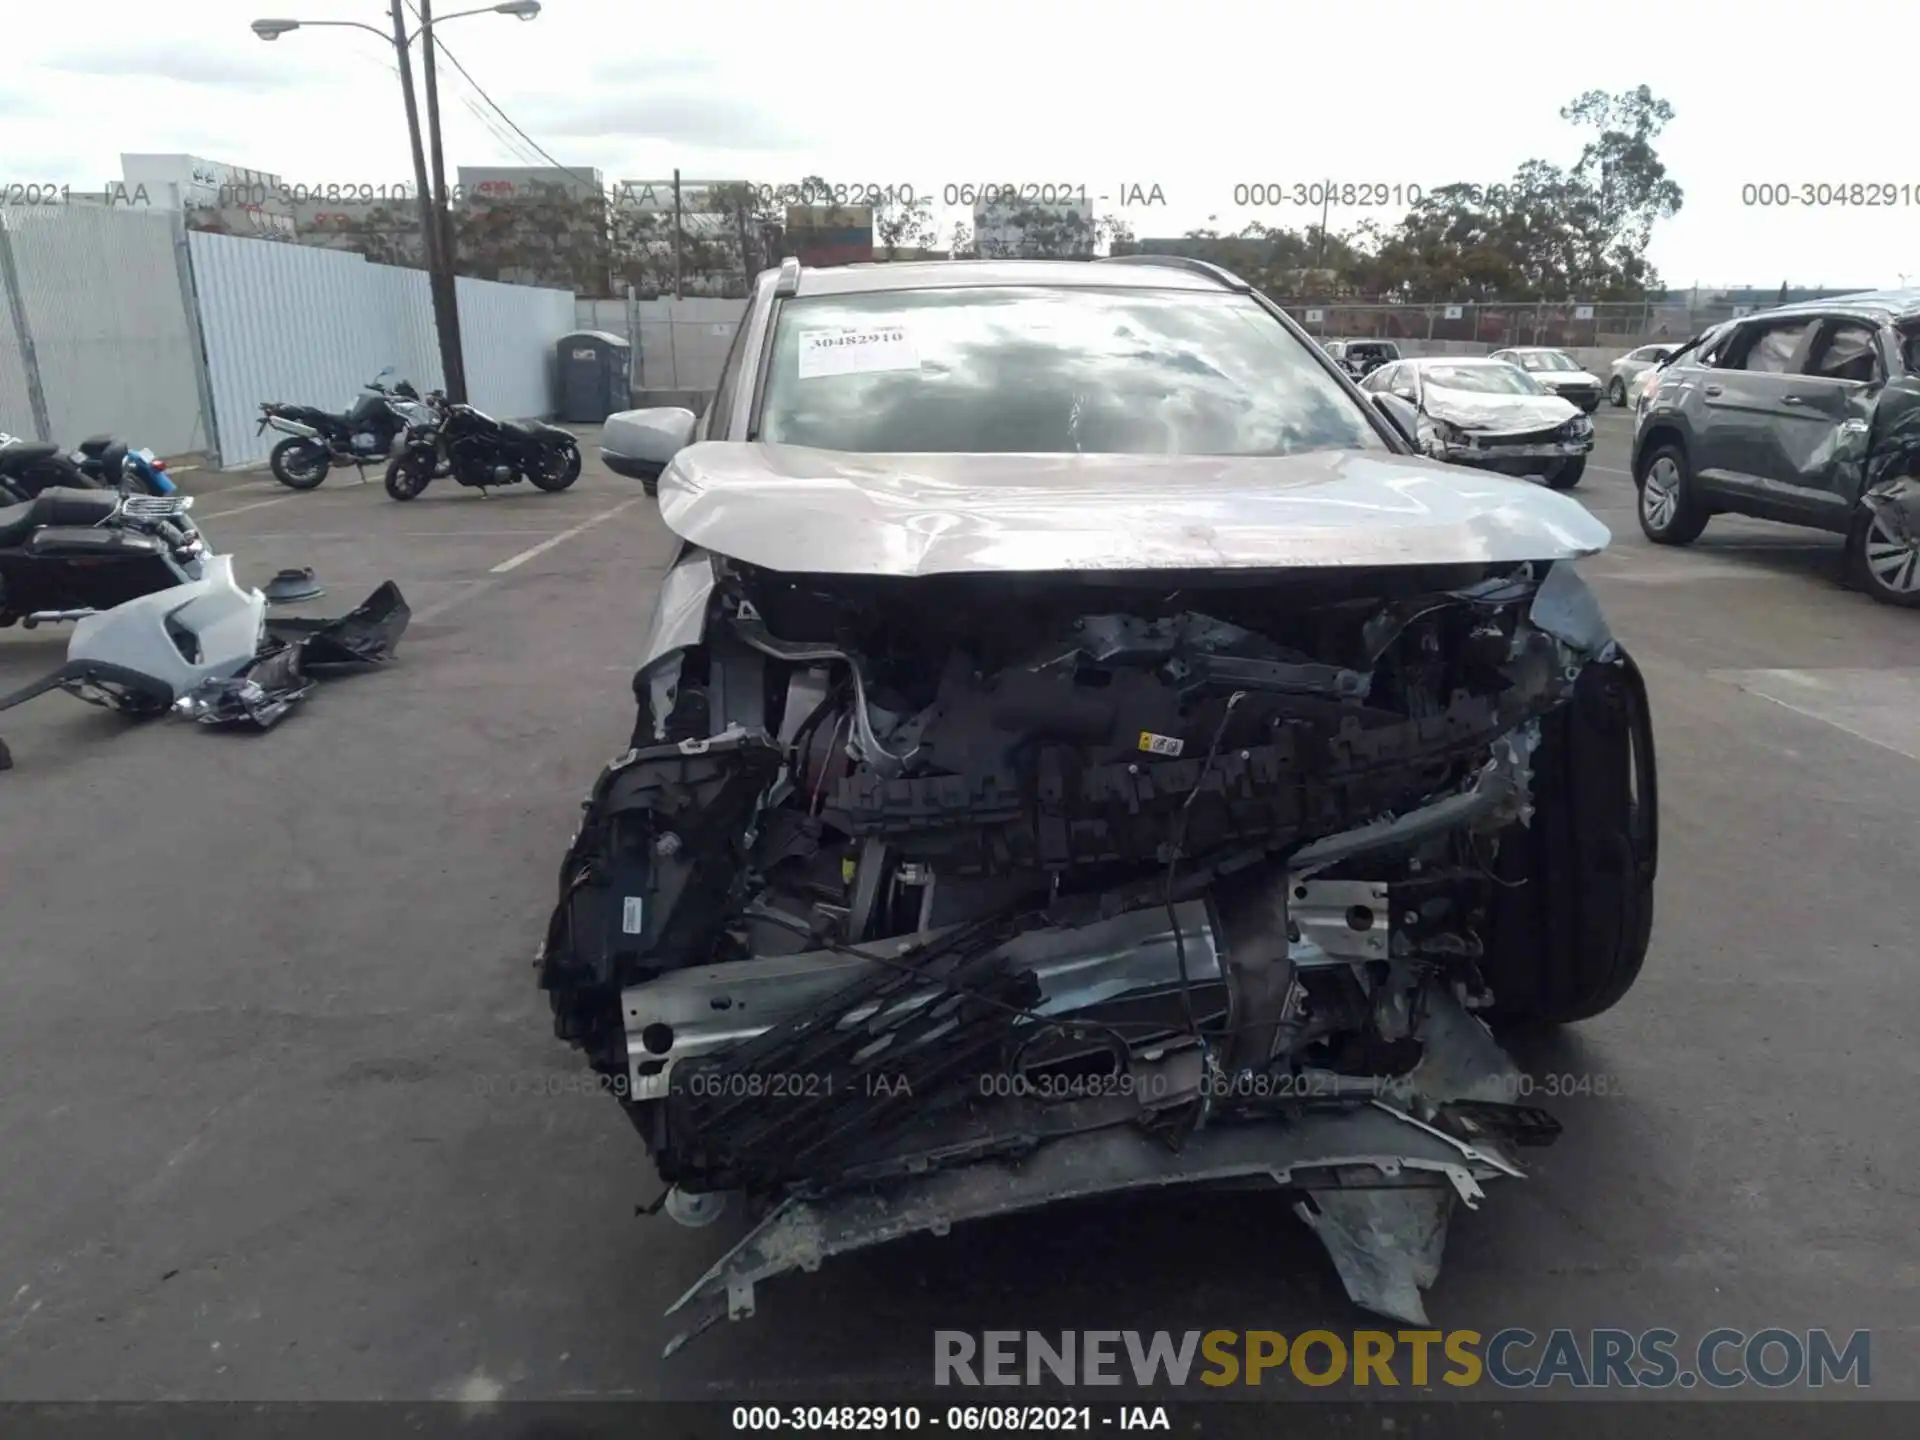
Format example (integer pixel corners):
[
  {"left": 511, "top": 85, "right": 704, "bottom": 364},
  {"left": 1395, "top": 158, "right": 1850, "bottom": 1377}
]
[{"left": 1636, "top": 443, "right": 1709, "bottom": 545}]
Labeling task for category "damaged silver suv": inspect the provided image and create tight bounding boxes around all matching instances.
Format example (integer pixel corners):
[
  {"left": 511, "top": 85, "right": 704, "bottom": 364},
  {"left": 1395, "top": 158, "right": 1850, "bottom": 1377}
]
[
  {"left": 1632, "top": 288, "right": 1920, "bottom": 606},
  {"left": 545, "top": 256, "right": 1658, "bottom": 1354}
]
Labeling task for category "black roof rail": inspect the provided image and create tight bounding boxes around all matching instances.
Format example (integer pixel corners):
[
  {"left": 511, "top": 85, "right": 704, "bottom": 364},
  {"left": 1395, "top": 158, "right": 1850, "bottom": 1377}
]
[{"left": 1097, "top": 254, "right": 1252, "bottom": 292}]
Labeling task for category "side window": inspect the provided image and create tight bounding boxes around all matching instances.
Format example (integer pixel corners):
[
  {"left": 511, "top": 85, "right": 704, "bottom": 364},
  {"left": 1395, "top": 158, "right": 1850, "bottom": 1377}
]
[
  {"left": 1695, "top": 326, "right": 1733, "bottom": 367},
  {"left": 1804, "top": 321, "right": 1883, "bottom": 384},
  {"left": 1726, "top": 319, "right": 1814, "bottom": 373},
  {"left": 1390, "top": 367, "right": 1419, "bottom": 400},
  {"left": 701, "top": 309, "right": 754, "bottom": 440}
]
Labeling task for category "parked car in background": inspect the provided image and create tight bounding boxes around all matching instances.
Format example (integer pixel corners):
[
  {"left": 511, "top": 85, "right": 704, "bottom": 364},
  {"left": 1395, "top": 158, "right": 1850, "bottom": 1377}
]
[
  {"left": 1321, "top": 338, "right": 1401, "bottom": 380},
  {"left": 1489, "top": 347, "right": 1604, "bottom": 412},
  {"left": 1607, "top": 344, "right": 1677, "bottom": 406},
  {"left": 1362, "top": 355, "right": 1593, "bottom": 488},
  {"left": 1631, "top": 288, "right": 1920, "bottom": 606},
  {"left": 1626, "top": 364, "right": 1666, "bottom": 412}
]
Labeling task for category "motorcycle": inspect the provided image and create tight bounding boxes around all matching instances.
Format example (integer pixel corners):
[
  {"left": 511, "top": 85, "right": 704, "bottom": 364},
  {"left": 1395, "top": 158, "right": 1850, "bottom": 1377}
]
[
  {"left": 257, "top": 368, "right": 445, "bottom": 491},
  {"left": 384, "top": 403, "right": 580, "bottom": 502},
  {"left": 72, "top": 437, "right": 178, "bottom": 495},
  {"left": 0, "top": 431, "right": 93, "bottom": 503},
  {"left": 0, "top": 484, "right": 208, "bottom": 630}
]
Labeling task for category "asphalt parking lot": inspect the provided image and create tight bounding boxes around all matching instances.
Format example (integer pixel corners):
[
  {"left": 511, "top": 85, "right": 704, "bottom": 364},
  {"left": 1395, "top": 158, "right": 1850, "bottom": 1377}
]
[{"left": 2, "top": 412, "right": 1917, "bottom": 1402}]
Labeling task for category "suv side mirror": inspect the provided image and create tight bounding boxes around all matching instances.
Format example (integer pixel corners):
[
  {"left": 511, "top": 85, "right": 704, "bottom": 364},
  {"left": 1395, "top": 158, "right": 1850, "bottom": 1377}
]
[
  {"left": 602, "top": 407, "right": 697, "bottom": 481},
  {"left": 1370, "top": 392, "right": 1421, "bottom": 447}
]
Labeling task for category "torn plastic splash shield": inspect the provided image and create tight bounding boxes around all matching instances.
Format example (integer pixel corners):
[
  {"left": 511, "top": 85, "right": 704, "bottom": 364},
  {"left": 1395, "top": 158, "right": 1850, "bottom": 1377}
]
[
  {"left": 662, "top": 1085, "right": 1525, "bottom": 1358},
  {"left": 660, "top": 982, "right": 1534, "bottom": 1356}
]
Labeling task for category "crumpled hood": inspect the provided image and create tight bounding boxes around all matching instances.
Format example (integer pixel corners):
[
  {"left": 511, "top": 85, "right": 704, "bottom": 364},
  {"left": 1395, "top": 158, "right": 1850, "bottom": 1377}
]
[
  {"left": 1423, "top": 390, "right": 1580, "bottom": 433},
  {"left": 656, "top": 442, "right": 1610, "bottom": 577}
]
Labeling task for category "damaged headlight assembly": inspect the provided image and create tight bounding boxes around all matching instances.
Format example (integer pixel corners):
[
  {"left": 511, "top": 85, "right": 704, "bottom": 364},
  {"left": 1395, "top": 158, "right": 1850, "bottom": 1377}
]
[{"left": 535, "top": 540, "right": 1656, "bottom": 1356}]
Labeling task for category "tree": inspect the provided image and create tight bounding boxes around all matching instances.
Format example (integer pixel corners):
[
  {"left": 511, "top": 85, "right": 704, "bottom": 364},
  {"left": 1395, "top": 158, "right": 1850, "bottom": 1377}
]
[
  {"left": 875, "top": 193, "right": 938, "bottom": 258},
  {"left": 1560, "top": 85, "right": 1684, "bottom": 262},
  {"left": 457, "top": 187, "right": 612, "bottom": 295},
  {"left": 1274, "top": 86, "right": 1685, "bottom": 304},
  {"left": 973, "top": 203, "right": 1133, "bottom": 259}
]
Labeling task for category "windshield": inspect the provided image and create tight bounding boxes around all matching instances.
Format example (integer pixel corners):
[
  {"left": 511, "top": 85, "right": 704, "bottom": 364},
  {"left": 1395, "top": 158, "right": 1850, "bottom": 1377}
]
[
  {"left": 756, "top": 286, "right": 1391, "bottom": 457},
  {"left": 1514, "top": 351, "right": 1577, "bottom": 372},
  {"left": 1424, "top": 363, "right": 1548, "bottom": 395}
]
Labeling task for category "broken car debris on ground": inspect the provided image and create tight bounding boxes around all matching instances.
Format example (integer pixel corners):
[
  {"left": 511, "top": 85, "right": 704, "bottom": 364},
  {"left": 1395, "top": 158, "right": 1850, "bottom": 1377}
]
[{"left": 0, "top": 573, "right": 410, "bottom": 771}]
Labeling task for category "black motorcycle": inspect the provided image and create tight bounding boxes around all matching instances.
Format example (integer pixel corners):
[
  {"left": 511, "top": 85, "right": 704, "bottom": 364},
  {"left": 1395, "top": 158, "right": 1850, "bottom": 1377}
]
[
  {"left": 0, "top": 432, "right": 93, "bottom": 503},
  {"left": 258, "top": 370, "right": 443, "bottom": 491},
  {"left": 0, "top": 486, "right": 207, "bottom": 628},
  {"left": 384, "top": 404, "right": 581, "bottom": 502}
]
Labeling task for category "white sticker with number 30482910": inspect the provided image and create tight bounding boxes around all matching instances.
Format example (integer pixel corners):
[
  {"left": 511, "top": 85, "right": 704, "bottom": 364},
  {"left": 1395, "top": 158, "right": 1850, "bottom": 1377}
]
[{"left": 796, "top": 325, "right": 921, "bottom": 379}]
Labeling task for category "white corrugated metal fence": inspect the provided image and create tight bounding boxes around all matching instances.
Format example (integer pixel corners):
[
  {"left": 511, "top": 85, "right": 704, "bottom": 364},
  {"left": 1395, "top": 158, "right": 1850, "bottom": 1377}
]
[
  {"left": 0, "top": 208, "right": 209, "bottom": 456},
  {"left": 0, "top": 206, "right": 577, "bottom": 469},
  {"left": 189, "top": 230, "right": 574, "bottom": 467}
]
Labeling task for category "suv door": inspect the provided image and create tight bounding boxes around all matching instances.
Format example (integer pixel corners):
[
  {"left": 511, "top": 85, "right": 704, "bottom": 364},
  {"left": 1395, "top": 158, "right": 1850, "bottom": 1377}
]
[
  {"left": 1774, "top": 317, "right": 1887, "bottom": 521},
  {"left": 1686, "top": 315, "right": 1825, "bottom": 516}
]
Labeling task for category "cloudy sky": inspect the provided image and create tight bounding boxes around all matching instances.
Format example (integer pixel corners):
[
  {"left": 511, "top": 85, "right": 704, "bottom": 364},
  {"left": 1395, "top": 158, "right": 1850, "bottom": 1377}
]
[{"left": 8, "top": 0, "right": 1917, "bottom": 289}]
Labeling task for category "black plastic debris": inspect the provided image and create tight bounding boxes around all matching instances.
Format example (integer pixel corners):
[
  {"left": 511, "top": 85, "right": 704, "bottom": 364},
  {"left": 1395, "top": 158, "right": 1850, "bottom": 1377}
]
[
  {"left": 263, "top": 580, "right": 410, "bottom": 666},
  {"left": 183, "top": 581, "right": 411, "bottom": 730},
  {"left": 263, "top": 567, "right": 326, "bottom": 604}
]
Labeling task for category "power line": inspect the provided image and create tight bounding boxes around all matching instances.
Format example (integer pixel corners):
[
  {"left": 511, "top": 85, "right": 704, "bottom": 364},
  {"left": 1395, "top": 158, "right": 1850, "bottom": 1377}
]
[
  {"left": 430, "top": 34, "right": 601, "bottom": 191},
  {"left": 401, "top": 0, "right": 601, "bottom": 191}
]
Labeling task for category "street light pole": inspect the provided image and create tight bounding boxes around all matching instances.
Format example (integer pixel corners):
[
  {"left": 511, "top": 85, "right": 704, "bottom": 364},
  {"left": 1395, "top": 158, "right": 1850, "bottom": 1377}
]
[
  {"left": 381, "top": 0, "right": 465, "bottom": 404},
  {"left": 252, "top": 4, "right": 543, "bottom": 407},
  {"left": 416, "top": 0, "right": 469, "bottom": 403}
]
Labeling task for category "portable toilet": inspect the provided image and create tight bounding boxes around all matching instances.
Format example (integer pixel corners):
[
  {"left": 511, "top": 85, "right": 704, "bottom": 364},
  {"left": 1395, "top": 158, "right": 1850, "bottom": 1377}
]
[{"left": 556, "top": 330, "right": 632, "bottom": 424}]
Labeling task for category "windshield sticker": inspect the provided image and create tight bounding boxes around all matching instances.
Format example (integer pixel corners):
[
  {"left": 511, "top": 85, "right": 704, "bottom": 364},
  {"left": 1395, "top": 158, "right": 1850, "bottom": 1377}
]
[{"left": 797, "top": 325, "right": 921, "bottom": 379}]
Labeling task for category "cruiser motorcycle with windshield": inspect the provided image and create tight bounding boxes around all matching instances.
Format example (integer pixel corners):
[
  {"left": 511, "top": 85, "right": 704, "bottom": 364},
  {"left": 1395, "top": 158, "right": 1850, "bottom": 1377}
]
[
  {"left": 384, "top": 403, "right": 580, "bottom": 501},
  {"left": 258, "top": 369, "right": 444, "bottom": 490}
]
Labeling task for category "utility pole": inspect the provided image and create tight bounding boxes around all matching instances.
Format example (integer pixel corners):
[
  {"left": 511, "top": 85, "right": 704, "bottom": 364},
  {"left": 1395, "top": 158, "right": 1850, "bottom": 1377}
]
[
  {"left": 1315, "top": 178, "right": 1330, "bottom": 272},
  {"left": 672, "top": 169, "right": 684, "bottom": 300},
  {"left": 388, "top": 0, "right": 465, "bottom": 403},
  {"left": 734, "top": 194, "right": 753, "bottom": 288},
  {"left": 416, "top": 0, "right": 469, "bottom": 402}
]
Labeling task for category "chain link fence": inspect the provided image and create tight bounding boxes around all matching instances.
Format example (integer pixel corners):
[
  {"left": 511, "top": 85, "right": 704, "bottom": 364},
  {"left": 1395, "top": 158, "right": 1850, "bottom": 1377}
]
[
  {"left": 596, "top": 290, "right": 1812, "bottom": 404},
  {"left": 1277, "top": 298, "right": 1758, "bottom": 348}
]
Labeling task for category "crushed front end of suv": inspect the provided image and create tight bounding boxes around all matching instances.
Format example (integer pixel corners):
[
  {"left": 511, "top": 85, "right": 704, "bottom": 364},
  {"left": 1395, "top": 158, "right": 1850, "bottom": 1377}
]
[{"left": 537, "top": 258, "right": 1658, "bottom": 1355}]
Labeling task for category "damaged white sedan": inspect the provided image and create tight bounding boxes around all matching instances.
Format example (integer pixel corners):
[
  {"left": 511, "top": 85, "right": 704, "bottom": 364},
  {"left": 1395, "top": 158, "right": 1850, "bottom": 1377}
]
[{"left": 543, "top": 256, "right": 1657, "bottom": 1355}]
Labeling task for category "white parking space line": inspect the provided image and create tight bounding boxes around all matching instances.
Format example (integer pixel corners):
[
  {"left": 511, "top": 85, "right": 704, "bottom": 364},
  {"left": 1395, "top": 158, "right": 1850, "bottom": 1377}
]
[
  {"left": 1588, "top": 463, "right": 1634, "bottom": 478},
  {"left": 1712, "top": 668, "right": 1920, "bottom": 763},
  {"left": 241, "top": 530, "right": 565, "bottom": 541},
  {"left": 489, "top": 498, "right": 646, "bottom": 575},
  {"left": 198, "top": 496, "right": 296, "bottom": 520}
]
